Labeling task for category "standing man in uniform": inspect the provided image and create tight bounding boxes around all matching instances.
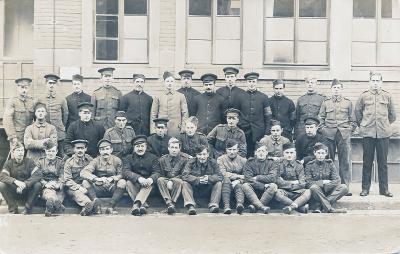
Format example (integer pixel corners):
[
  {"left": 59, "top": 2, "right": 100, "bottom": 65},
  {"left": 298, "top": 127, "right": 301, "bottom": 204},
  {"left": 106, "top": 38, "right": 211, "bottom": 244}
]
[
  {"left": 192, "top": 73, "right": 225, "bottom": 135},
  {"left": 3, "top": 78, "right": 36, "bottom": 144},
  {"left": 123, "top": 135, "right": 159, "bottom": 216},
  {"left": 150, "top": 71, "right": 188, "bottom": 137},
  {"left": 66, "top": 74, "right": 91, "bottom": 129},
  {"left": 237, "top": 72, "right": 271, "bottom": 157},
  {"left": 38, "top": 74, "right": 68, "bottom": 157},
  {"left": 319, "top": 79, "right": 356, "bottom": 196},
  {"left": 295, "top": 77, "right": 325, "bottom": 139},
  {"left": 177, "top": 70, "right": 201, "bottom": 117},
  {"left": 92, "top": 67, "right": 123, "bottom": 130},
  {"left": 355, "top": 72, "right": 396, "bottom": 197},
  {"left": 65, "top": 102, "right": 105, "bottom": 158},
  {"left": 268, "top": 79, "right": 296, "bottom": 141},
  {"left": 119, "top": 74, "right": 153, "bottom": 136},
  {"left": 103, "top": 111, "right": 136, "bottom": 158},
  {"left": 216, "top": 67, "right": 245, "bottom": 112},
  {"left": 63, "top": 139, "right": 99, "bottom": 216}
]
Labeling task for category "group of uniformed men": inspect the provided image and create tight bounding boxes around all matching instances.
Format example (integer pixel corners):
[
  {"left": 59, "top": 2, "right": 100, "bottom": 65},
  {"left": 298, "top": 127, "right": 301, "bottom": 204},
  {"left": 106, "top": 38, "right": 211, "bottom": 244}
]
[{"left": 0, "top": 67, "right": 396, "bottom": 216}]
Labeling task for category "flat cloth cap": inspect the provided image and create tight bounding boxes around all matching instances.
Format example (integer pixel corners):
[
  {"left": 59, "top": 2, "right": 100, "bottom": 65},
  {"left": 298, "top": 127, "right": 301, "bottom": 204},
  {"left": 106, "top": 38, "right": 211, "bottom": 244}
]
[
  {"left": 244, "top": 72, "right": 259, "bottom": 80},
  {"left": 313, "top": 142, "right": 328, "bottom": 152},
  {"left": 77, "top": 102, "right": 94, "bottom": 110},
  {"left": 223, "top": 67, "right": 239, "bottom": 75},
  {"left": 304, "top": 116, "right": 320, "bottom": 126},
  {"left": 200, "top": 73, "right": 218, "bottom": 83},
  {"left": 153, "top": 118, "right": 169, "bottom": 125},
  {"left": 98, "top": 67, "right": 115, "bottom": 75},
  {"left": 282, "top": 142, "right": 295, "bottom": 151},
  {"left": 97, "top": 139, "right": 112, "bottom": 148},
  {"left": 132, "top": 135, "right": 147, "bottom": 146},
  {"left": 71, "top": 139, "right": 89, "bottom": 146},
  {"left": 225, "top": 108, "right": 241, "bottom": 117},
  {"left": 178, "top": 70, "right": 194, "bottom": 78},
  {"left": 115, "top": 111, "right": 127, "bottom": 118},
  {"left": 15, "top": 78, "right": 32, "bottom": 85},
  {"left": 44, "top": 74, "right": 60, "bottom": 82}
]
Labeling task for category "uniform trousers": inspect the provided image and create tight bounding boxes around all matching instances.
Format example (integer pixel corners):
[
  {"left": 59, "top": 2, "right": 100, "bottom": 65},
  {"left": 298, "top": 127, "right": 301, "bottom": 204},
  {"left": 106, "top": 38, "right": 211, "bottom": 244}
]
[
  {"left": 157, "top": 177, "right": 183, "bottom": 205},
  {"left": 0, "top": 182, "right": 42, "bottom": 212},
  {"left": 182, "top": 181, "right": 222, "bottom": 208},
  {"left": 242, "top": 183, "right": 278, "bottom": 208}
]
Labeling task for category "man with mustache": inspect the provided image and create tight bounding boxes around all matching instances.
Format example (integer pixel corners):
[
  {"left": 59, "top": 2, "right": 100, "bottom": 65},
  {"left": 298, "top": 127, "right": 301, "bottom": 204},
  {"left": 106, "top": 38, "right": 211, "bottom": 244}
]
[
  {"left": 3, "top": 78, "right": 36, "bottom": 144},
  {"left": 92, "top": 67, "right": 123, "bottom": 129},
  {"left": 80, "top": 139, "right": 127, "bottom": 215},
  {"left": 64, "top": 139, "right": 99, "bottom": 216},
  {"left": 119, "top": 74, "right": 153, "bottom": 136},
  {"left": 66, "top": 74, "right": 91, "bottom": 129},
  {"left": 192, "top": 73, "right": 225, "bottom": 135},
  {"left": 177, "top": 70, "right": 201, "bottom": 117},
  {"left": 123, "top": 135, "right": 159, "bottom": 216}
]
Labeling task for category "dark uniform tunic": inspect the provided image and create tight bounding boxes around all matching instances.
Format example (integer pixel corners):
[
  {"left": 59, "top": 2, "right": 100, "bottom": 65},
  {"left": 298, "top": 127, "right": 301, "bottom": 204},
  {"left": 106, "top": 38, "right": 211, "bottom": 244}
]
[
  {"left": 119, "top": 90, "right": 153, "bottom": 136},
  {"left": 122, "top": 152, "right": 160, "bottom": 183},
  {"left": 147, "top": 134, "right": 171, "bottom": 158},
  {"left": 66, "top": 91, "right": 91, "bottom": 129},
  {"left": 207, "top": 124, "right": 247, "bottom": 158},
  {"left": 295, "top": 133, "right": 329, "bottom": 164},
  {"left": 64, "top": 120, "right": 105, "bottom": 157},
  {"left": 192, "top": 93, "right": 225, "bottom": 135},
  {"left": 178, "top": 132, "right": 208, "bottom": 157},
  {"left": 243, "top": 158, "right": 278, "bottom": 191},
  {"left": 268, "top": 95, "right": 296, "bottom": 140},
  {"left": 177, "top": 87, "right": 201, "bottom": 117},
  {"left": 295, "top": 92, "right": 325, "bottom": 138},
  {"left": 216, "top": 86, "right": 246, "bottom": 113}
]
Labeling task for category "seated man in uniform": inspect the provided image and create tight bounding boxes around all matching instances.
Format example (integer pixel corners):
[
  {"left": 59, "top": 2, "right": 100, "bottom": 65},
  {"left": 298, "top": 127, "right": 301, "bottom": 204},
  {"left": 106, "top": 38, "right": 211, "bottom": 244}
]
[
  {"left": 31, "top": 141, "right": 65, "bottom": 216},
  {"left": 123, "top": 135, "right": 159, "bottom": 216},
  {"left": 147, "top": 118, "right": 171, "bottom": 157},
  {"left": 217, "top": 139, "right": 247, "bottom": 215},
  {"left": 182, "top": 145, "right": 223, "bottom": 214},
  {"left": 207, "top": 108, "right": 247, "bottom": 158},
  {"left": 178, "top": 116, "right": 208, "bottom": 157},
  {"left": 64, "top": 140, "right": 99, "bottom": 216},
  {"left": 155, "top": 138, "right": 191, "bottom": 215},
  {"left": 305, "top": 143, "right": 348, "bottom": 213},
  {"left": 273, "top": 143, "right": 311, "bottom": 214},
  {"left": 259, "top": 120, "right": 291, "bottom": 162},
  {"left": 81, "top": 139, "right": 127, "bottom": 215},
  {"left": 103, "top": 111, "right": 136, "bottom": 158},
  {"left": 242, "top": 143, "right": 278, "bottom": 214},
  {"left": 0, "top": 142, "right": 42, "bottom": 214}
]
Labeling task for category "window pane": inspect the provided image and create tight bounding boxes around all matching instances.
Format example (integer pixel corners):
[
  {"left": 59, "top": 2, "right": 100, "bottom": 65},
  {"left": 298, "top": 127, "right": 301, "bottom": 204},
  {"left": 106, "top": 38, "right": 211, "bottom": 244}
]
[
  {"left": 379, "top": 43, "right": 400, "bottom": 65},
  {"left": 297, "top": 41, "right": 327, "bottom": 64},
  {"left": 273, "top": 0, "right": 294, "bottom": 17},
  {"left": 352, "top": 42, "right": 376, "bottom": 65},
  {"left": 353, "top": 0, "right": 376, "bottom": 18},
  {"left": 189, "top": 0, "right": 211, "bottom": 16},
  {"left": 96, "top": 39, "right": 118, "bottom": 60},
  {"left": 4, "top": 0, "right": 34, "bottom": 57},
  {"left": 382, "top": 0, "right": 400, "bottom": 18},
  {"left": 299, "top": 0, "right": 326, "bottom": 17},
  {"left": 96, "top": 0, "right": 118, "bottom": 14},
  {"left": 125, "top": 0, "right": 147, "bottom": 15},
  {"left": 96, "top": 16, "right": 118, "bottom": 38},
  {"left": 217, "top": 0, "right": 241, "bottom": 16},
  {"left": 265, "top": 41, "right": 294, "bottom": 63}
]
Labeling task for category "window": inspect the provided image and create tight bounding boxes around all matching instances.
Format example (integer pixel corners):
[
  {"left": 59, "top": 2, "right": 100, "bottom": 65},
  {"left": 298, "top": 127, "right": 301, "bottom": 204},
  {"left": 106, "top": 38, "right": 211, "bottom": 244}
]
[
  {"left": 3, "top": 0, "right": 34, "bottom": 58},
  {"left": 95, "top": 0, "right": 149, "bottom": 63},
  {"left": 352, "top": 0, "right": 400, "bottom": 66},
  {"left": 186, "top": 0, "right": 242, "bottom": 64},
  {"left": 264, "top": 0, "right": 329, "bottom": 65}
]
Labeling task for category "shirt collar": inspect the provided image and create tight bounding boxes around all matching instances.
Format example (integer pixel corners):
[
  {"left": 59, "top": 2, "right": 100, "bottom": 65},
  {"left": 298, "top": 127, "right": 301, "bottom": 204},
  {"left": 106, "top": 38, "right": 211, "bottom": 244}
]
[
  {"left": 370, "top": 89, "right": 382, "bottom": 95},
  {"left": 47, "top": 91, "right": 56, "bottom": 98},
  {"left": 165, "top": 89, "right": 175, "bottom": 95},
  {"left": 35, "top": 120, "right": 47, "bottom": 128},
  {"left": 332, "top": 95, "right": 342, "bottom": 102},
  {"left": 307, "top": 91, "right": 316, "bottom": 95}
]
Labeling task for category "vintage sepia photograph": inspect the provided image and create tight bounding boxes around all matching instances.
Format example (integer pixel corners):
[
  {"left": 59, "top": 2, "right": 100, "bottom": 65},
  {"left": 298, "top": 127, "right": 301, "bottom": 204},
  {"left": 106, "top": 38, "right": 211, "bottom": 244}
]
[{"left": 0, "top": 0, "right": 399, "bottom": 253}]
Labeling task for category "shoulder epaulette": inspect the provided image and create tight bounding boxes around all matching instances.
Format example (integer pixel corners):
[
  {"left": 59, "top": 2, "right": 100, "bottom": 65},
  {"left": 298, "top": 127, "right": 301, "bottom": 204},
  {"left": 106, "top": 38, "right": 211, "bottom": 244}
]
[
  {"left": 216, "top": 124, "right": 225, "bottom": 128},
  {"left": 196, "top": 132, "right": 206, "bottom": 137},
  {"left": 125, "top": 126, "right": 133, "bottom": 130},
  {"left": 306, "top": 159, "right": 316, "bottom": 165},
  {"left": 325, "top": 159, "right": 333, "bottom": 163},
  {"left": 295, "top": 160, "right": 303, "bottom": 164}
]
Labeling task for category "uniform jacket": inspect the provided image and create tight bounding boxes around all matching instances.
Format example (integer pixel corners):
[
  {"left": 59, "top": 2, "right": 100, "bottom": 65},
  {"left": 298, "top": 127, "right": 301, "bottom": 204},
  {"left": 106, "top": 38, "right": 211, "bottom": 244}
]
[
  {"left": 259, "top": 135, "right": 291, "bottom": 158},
  {"left": 122, "top": 152, "right": 159, "bottom": 183},
  {"left": 150, "top": 90, "right": 188, "bottom": 137},
  {"left": 66, "top": 91, "right": 91, "bottom": 129},
  {"left": 147, "top": 134, "right": 171, "bottom": 158},
  {"left": 319, "top": 96, "right": 356, "bottom": 140},
  {"left": 304, "top": 159, "right": 341, "bottom": 188},
  {"left": 64, "top": 120, "right": 105, "bottom": 157},
  {"left": 243, "top": 157, "right": 278, "bottom": 191},
  {"left": 0, "top": 158, "right": 38, "bottom": 188},
  {"left": 104, "top": 126, "right": 136, "bottom": 158},
  {"left": 216, "top": 85, "right": 246, "bottom": 112},
  {"left": 192, "top": 92, "right": 225, "bottom": 135},
  {"left": 63, "top": 154, "right": 93, "bottom": 191},
  {"left": 177, "top": 87, "right": 201, "bottom": 117},
  {"left": 154, "top": 152, "right": 191, "bottom": 179},
  {"left": 178, "top": 132, "right": 208, "bottom": 157},
  {"left": 237, "top": 89, "right": 271, "bottom": 142},
  {"left": 119, "top": 90, "right": 153, "bottom": 136},
  {"left": 354, "top": 89, "right": 397, "bottom": 138},
  {"left": 207, "top": 124, "right": 247, "bottom": 158},
  {"left": 295, "top": 92, "right": 325, "bottom": 137},
  {"left": 81, "top": 154, "right": 123, "bottom": 182},
  {"left": 91, "top": 85, "right": 123, "bottom": 129},
  {"left": 295, "top": 133, "right": 328, "bottom": 163},
  {"left": 3, "top": 95, "right": 35, "bottom": 142},
  {"left": 38, "top": 91, "right": 68, "bottom": 141},
  {"left": 182, "top": 157, "right": 223, "bottom": 186},
  {"left": 276, "top": 159, "right": 306, "bottom": 191},
  {"left": 24, "top": 121, "right": 58, "bottom": 162},
  {"left": 269, "top": 95, "right": 296, "bottom": 134},
  {"left": 31, "top": 156, "right": 64, "bottom": 187},
  {"left": 216, "top": 154, "right": 247, "bottom": 180}
]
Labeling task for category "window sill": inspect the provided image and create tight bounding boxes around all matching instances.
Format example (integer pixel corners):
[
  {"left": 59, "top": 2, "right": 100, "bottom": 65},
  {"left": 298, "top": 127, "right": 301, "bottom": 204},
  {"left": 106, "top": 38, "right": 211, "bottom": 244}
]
[{"left": 263, "top": 64, "right": 330, "bottom": 71}]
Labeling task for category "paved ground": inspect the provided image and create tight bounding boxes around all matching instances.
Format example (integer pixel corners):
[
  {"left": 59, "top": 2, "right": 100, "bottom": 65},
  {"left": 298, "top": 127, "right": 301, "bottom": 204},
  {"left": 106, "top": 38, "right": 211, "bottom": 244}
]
[{"left": 1, "top": 211, "right": 400, "bottom": 254}]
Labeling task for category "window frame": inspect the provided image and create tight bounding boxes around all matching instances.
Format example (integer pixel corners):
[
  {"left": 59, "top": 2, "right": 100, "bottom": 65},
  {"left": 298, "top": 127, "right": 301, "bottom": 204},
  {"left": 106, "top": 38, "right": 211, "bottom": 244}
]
[
  {"left": 263, "top": 0, "right": 331, "bottom": 67},
  {"left": 352, "top": 0, "right": 400, "bottom": 67},
  {"left": 93, "top": 0, "right": 150, "bottom": 64}
]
